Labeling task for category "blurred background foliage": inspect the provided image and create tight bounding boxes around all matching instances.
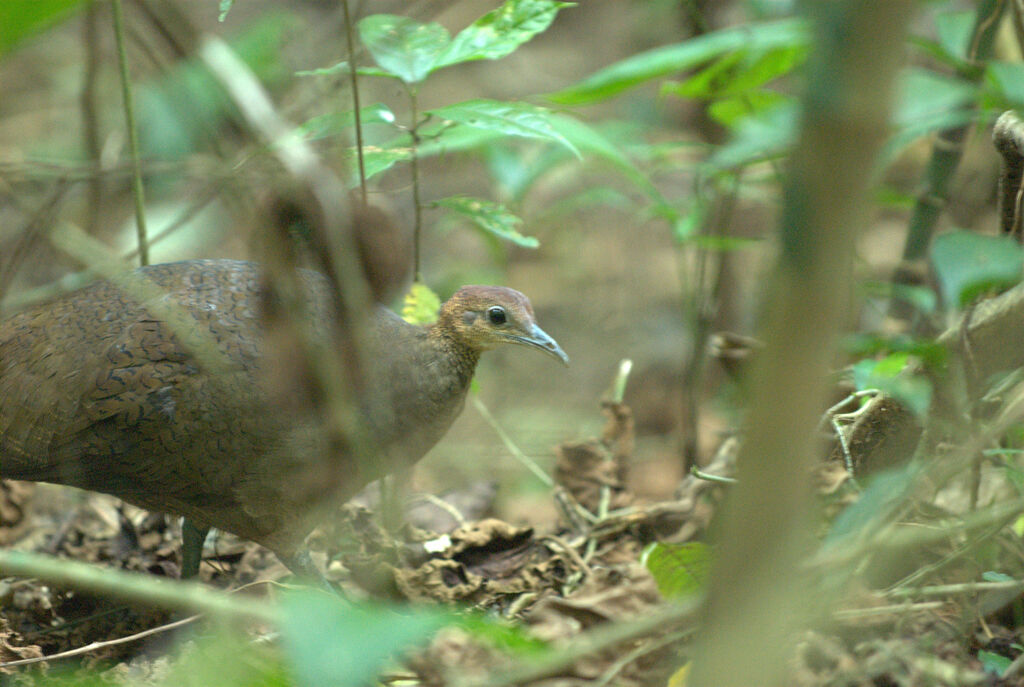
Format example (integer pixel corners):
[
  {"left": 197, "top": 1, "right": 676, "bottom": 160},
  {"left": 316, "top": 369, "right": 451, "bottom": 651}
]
[{"left": 4, "top": 0, "right": 1024, "bottom": 683}]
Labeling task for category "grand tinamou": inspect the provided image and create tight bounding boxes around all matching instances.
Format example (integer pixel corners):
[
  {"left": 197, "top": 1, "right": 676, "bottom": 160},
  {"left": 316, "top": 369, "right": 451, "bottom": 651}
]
[{"left": 0, "top": 259, "right": 567, "bottom": 576}]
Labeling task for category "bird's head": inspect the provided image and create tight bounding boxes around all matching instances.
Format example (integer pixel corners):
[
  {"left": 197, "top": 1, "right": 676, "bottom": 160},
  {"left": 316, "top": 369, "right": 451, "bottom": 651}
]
[{"left": 437, "top": 286, "right": 568, "bottom": 365}]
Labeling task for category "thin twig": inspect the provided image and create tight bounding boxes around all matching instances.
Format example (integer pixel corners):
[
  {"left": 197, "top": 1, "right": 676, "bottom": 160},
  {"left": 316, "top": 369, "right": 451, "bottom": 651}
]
[
  {"left": 415, "top": 493, "right": 467, "bottom": 527},
  {"left": 540, "top": 534, "right": 592, "bottom": 579},
  {"left": 342, "top": 0, "right": 368, "bottom": 203},
  {"left": 690, "top": 467, "right": 736, "bottom": 484},
  {"left": 81, "top": 0, "right": 103, "bottom": 236},
  {"left": 831, "top": 601, "right": 946, "bottom": 620},
  {"left": 465, "top": 597, "right": 702, "bottom": 687},
  {"left": 0, "top": 615, "right": 201, "bottom": 669},
  {"left": 595, "top": 630, "right": 688, "bottom": 687},
  {"left": 409, "top": 86, "right": 423, "bottom": 282},
  {"left": 884, "top": 579, "right": 1024, "bottom": 599},
  {"left": 110, "top": 0, "right": 149, "bottom": 266},
  {"left": 472, "top": 395, "right": 553, "bottom": 487}
]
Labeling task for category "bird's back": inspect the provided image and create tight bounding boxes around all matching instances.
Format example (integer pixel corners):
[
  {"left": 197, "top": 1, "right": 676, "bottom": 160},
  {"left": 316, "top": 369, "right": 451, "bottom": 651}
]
[{"left": 0, "top": 261, "right": 300, "bottom": 539}]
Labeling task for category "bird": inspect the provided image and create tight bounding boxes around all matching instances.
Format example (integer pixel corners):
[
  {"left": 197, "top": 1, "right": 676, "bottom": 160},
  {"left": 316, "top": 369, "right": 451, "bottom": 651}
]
[{"left": 0, "top": 259, "right": 567, "bottom": 579}]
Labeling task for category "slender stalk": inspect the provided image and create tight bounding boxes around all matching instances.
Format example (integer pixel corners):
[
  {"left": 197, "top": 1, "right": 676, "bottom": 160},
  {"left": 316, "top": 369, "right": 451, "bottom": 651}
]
[
  {"left": 81, "top": 0, "right": 103, "bottom": 236},
  {"left": 111, "top": 0, "right": 149, "bottom": 266},
  {"left": 341, "top": 0, "right": 367, "bottom": 203},
  {"left": 409, "top": 86, "right": 423, "bottom": 282},
  {"left": 680, "top": 173, "right": 740, "bottom": 473},
  {"left": 0, "top": 549, "right": 275, "bottom": 622},
  {"left": 889, "top": 0, "right": 1006, "bottom": 322}
]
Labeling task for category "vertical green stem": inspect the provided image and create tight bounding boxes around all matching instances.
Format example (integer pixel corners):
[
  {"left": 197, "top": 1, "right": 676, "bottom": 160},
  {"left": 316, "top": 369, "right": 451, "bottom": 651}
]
[
  {"left": 409, "top": 86, "right": 423, "bottom": 283},
  {"left": 890, "top": 0, "right": 1006, "bottom": 321},
  {"left": 111, "top": 0, "right": 149, "bottom": 266},
  {"left": 341, "top": 0, "right": 367, "bottom": 204},
  {"left": 81, "top": 0, "right": 103, "bottom": 237}
]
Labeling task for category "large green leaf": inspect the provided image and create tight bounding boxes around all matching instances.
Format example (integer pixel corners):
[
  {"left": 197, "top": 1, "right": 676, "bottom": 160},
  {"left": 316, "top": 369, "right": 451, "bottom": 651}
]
[
  {"left": 988, "top": 61, "right": 1024, "bottom": 107},
  {"left": 931, "top": 230, "right": 1024, "bottom": 308},
  {"left": 354, "top": 146, "right": 411, "bottom": 184},
  {"left": 0, "top": 0, "right": 84, "bottom": 56},
  {"left": 297, "top": 103, "right": 396, "bottom": 141},
  {"left": 545, "top": 114, "right": 669, "bottom": 208},
  {"left": 434, "top": 196, "right": 539, "bottom": 248},
  {"left": 357, "top": 14, "right": 451, "bottom": 84},
  {"left": 852, "top": 354, "right": 932, "bottom": 418},
  {"left": 428, "top": 99, "right": 580, "bottom": 158},
  {"left": 894, "top": 68, "right": 976, "bottom": 126},
  {"left": 280, "top": 591, "right": 449, "bottom": 687},
  {"left": 437, "top": 0, "right": 574, "bottom": 68},
  {"left": 823, "top": 463, "right": 918, "bottom": 547},
  {"left": 642, "top": 542, "right": 711, "bottom": 599},
  {"left": 704, "top": 99, "right": 797, "bottom": 171},
  {"left": 548, "top": 17, "right": 807, "bottom": 105},
  {"left": 661, "top": 43, "right": 806, "bottom": 101},
  {"left": 934, "top": 10, "right": 975, "bottom": 61}
]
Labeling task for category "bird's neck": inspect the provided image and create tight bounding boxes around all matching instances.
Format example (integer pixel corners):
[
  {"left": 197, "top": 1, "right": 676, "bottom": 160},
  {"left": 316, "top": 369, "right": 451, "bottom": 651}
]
[{"left": 427, "top": 324, "right": 481, "bottom": 388}]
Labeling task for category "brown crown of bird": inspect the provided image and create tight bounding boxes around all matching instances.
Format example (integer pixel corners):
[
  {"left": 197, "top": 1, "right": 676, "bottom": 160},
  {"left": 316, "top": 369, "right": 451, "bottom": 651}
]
[{"left": 0, "top": 259, "right": 567, "bottom": 579}]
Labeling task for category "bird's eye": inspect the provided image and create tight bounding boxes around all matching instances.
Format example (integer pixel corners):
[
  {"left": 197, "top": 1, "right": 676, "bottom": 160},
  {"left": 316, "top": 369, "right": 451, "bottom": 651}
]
[{"left": 487, "top": 306, "right": 507, "bottom": 325}]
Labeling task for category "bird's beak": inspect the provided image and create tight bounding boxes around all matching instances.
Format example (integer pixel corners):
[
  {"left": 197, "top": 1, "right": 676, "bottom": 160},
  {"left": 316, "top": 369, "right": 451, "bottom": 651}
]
[{"left": 510, "top": 324, "right": 569, "bottom": 366}]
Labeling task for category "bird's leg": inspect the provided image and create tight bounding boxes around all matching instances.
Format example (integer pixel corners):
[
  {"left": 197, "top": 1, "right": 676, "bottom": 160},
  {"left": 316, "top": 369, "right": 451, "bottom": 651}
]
[
  {"left": 277, "top": 548, "right": 345, "bottom": 596},
  {"left": 181, "top": 518, "right": 210, "bottom": 579},
  {"left": 380, "top": 468, "right": 411, "bottom": 537}
]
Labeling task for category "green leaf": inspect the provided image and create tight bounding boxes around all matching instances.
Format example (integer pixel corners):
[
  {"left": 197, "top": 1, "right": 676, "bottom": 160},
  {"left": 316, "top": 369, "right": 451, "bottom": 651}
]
[
  {"left": 642, "top": 542, "right": 711, "bottom": 599},
  {"left": 280, "top": 592, "right": 449, "bottom": 687},
  {"left": 162, "top": 625, "right": 288, "bottom": 687},
  {"left": 358, "top": 14, "right": 451, "bottom": 84},
  {"left": 931, "top": 231, "right": 1024, "bottom": 308},
  {"left": 983, "top": 571, "right": 1016, "bottom": 582},
  {"left": 824, "top": 463, "right": 918, "bottom": 547},
  {"left": 894, "top": 68, "right": 976, "bottom": 127},
  {"left": 979, "top": 650, "right": 1012, "bottom": 676},
  {"left": 218, "top": 0, "right": 233, "bottom": 22},
  {"left": 705, "top": 100, "right": 797, "bottom": 171},
  {"left": 297, "top": 103, "right": 396, "bottom": 141},
  {"left": 434, "top": 196, "right": 539, "bottom": 248},
  {"left": 437, "top": 0, "right": 574, "bottom": 68},
  {"left": 889, "top": 283, "right": 937, "bottom": 315},
  {"left": 0, "top": 0, "right": 84, "bottom": 56},
  {"left": 934, "top": 11, "right": 975, "bottom": 62},
  {"left": 673, "top": 199, "right": 707, "bottom": 243},
  {"left": 852, "top": 355, "right": 932, "bottom": 418},
  {"left": 988, "top": 62, "right": 1024, "bottom": 107},
  {"left": 356, "top": 146, "right": 412, "bottom": 184},
  {"left": 455, "top": 614, "right": 549, "bottom": 654},
  {"left": 428, "top": 99, "right": 580, "bottom": 158},
  {"left": 661, "top": 44, "right": 805, "bottom": 102},
  {"left": 705, "top": 90, "right": 789, "bottom": 127},
  {"left": 545, "top": 114, "right": 670, "bottom": 208},
  {"left": 842, "top": 330, "right": 946, "bottom": 370},
  {"left": 402, "top": 282, "right": 442, "bottom": 325},
  {"left": 547, "top": 17, "right": 807, "bottom": 105}
]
